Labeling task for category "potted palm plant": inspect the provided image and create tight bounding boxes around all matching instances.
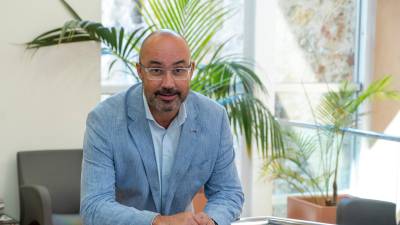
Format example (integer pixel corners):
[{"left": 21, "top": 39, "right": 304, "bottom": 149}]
[{"left": 262, "top": 76, "right": 400, "bottom": 223}]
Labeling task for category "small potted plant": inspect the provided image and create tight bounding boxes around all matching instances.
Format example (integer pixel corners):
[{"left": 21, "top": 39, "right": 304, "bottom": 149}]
[{"left": 262, "top": 76, "right": 400, "bottom": 224}]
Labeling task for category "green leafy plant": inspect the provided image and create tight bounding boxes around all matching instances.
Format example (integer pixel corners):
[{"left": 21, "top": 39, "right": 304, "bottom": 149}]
[
  {"left": 26, "top": 0, "right": 284, "bottom": 157},
  {"left": 262, "top": 75, "right": 400, "bottom": 206}
]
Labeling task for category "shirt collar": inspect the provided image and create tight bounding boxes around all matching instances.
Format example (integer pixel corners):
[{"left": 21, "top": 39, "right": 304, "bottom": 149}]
[{"left": 142, "top": 92, "right": 187, "bottom": 128}]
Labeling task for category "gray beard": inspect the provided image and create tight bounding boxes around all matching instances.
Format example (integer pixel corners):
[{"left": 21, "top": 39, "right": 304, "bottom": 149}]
[{"left": 149, "top": 95, "right": 182, "bottom": 113}]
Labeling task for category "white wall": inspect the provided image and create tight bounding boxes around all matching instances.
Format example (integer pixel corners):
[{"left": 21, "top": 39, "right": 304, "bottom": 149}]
[
  {"left": 0, "top": 0, "right": 101, "bottom": 218},
  {"left": 372, "top": 0, "right": 400, "bottom": 133},
  {"left": 365, "top": 0, "right": 400, "bottom": 220}
]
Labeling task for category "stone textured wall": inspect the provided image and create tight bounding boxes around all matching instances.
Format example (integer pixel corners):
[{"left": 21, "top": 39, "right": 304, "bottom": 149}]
[{"left": 278, "top": 0, "right": 356, "bottom": 82}]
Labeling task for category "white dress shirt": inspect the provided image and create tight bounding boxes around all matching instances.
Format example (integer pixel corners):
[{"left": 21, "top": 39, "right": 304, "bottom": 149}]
[{"left": 142, "top": 93, "right": 192, "bottom": 212}]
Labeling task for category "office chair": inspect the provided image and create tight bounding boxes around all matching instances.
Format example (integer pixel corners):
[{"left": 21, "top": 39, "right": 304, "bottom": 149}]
[
  {"left": 17, "top": 150, "right": 83, "bottom": 225},
  {"left": 337, "top": 197, "right": 396, "bottom": 225}
]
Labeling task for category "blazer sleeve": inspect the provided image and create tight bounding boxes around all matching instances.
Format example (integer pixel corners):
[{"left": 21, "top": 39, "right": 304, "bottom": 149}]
[
  {"left": 80, "top": 110, "right": 159, "bottom": 225},
  {"left": 203, "top": 109, "right": 245, "bottom": 225}
]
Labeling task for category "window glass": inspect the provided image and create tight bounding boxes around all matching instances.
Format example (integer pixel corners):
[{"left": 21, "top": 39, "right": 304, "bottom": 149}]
[{"left": 254, "top": 0, "right": 358, "bottom": 217}]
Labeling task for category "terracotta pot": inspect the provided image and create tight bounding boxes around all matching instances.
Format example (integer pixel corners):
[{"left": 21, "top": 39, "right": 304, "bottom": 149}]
[{"left": 287, "top": 195, "right": 349, "bottom": 224}]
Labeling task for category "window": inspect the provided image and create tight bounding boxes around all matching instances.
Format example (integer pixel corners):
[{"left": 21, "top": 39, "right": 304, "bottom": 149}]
[
  {"left": 254, "top": 0, "right": 360, "bottom": 217},
  {"left": 101, "top": 0, "right": 142, "bottom": 98}
]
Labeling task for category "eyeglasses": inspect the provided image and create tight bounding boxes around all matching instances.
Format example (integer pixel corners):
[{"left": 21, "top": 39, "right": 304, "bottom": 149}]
[{"left": 139, "top": 63, "right": 192, "bottom": 81}]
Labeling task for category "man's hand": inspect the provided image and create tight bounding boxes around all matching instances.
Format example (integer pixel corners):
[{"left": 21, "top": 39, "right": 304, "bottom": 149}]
[
  {"left": 152, "top": 212, "right": 199, "bottom": 225},
  {"left": 194, "top": 212, "right": 215, "bottom": 225}
]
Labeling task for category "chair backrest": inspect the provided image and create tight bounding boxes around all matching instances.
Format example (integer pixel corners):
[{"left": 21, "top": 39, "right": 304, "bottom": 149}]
[
  {"left": 337, "top": 197, "right": 397, "bottom": 225},
  {"left": 17, "top": 149, "right": 83, "bottom": 214}
]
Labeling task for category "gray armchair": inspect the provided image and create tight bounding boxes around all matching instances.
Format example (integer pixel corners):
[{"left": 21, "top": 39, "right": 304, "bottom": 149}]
[
  {"left": 337, "top": 197, "right": 397, "bottom": 225},
  {"left": 17, "top": 150, "right": 83, "bottom": 225}
]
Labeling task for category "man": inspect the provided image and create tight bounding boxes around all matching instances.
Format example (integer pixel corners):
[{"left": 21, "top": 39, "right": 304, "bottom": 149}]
[{"left": 80, "top": 30, "right": 244, "bottom": 225}]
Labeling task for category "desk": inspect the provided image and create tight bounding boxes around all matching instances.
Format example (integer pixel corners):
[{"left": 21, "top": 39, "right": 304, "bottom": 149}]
[{"left": 232, "top": 216, "right": 335, "bottom": 225}]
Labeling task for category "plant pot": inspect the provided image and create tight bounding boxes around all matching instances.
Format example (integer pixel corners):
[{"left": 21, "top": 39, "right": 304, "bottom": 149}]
[{"left": 287, "top": 195, "right": 349, "bottom": 224}]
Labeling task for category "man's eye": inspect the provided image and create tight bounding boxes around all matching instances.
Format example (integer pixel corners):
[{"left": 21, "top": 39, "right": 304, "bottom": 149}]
[
  {"left": 149, "top": 68, "right": 163, "bottom": 74},
  {"left": 173, "top": 68, "right": 185, "bottom": 74}
]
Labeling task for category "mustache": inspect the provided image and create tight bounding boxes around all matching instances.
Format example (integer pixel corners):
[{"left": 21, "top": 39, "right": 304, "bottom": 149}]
[{"left": 155, "top": 88, "right": 181, "bottom": 96}]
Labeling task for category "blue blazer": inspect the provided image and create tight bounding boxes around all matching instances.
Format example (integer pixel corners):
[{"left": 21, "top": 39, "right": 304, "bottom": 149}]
[{"left": 80, "top": 83, "right": 244, "bottom": 225}]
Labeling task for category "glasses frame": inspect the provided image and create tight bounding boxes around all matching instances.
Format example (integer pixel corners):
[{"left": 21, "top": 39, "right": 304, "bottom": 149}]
[{"left": 139, "top": 62, "right": 193, "bottom": 81}]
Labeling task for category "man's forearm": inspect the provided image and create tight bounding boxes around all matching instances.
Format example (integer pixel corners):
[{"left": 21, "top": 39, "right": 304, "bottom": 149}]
[{"left": 81, "top": 198, "right": 158, "bottom": 225}]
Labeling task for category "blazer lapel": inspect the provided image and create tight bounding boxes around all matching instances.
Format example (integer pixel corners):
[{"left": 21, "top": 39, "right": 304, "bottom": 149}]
[
  {"left": 126, "top": 84, "right": 161, "bottom": 212},
  {"left": 164, "top": 94, "right": 200, "bottom": 214}
]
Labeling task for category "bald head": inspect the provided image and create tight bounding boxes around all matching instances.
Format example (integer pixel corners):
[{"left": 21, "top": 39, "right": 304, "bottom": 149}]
[{"left": 139, "top": 29, "right": 191, "bottom": 63}]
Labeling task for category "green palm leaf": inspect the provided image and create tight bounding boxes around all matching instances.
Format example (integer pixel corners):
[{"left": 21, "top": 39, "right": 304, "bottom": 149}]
[
  {"left": 217, "top": 94, "right": 284, "bottom": 157},
  {"left": 139, "top": 0, "right": 234, "bottom": 65},
  {"left": 60, "top": 0, "right": 82, "bottom": 20},
  {"left": 317, "top": 75, "right": 400, "bottom": 129},
  {"left": 262, "top": 129, "right": 331, "bottom": 198},
  {"left": 26, "top": 16, "right": 150, "bottom": 76},
  {"left": 348, "top": 75, "right": 400, "bottom": 112},
  {"left": 316, "top": 83, "right": 355, "bottom": 127}
]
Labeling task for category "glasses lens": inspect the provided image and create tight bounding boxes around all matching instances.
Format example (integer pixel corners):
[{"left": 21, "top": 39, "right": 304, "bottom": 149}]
[
  {"left": 148, "top": 68, "right": 163, "bottom": 76},
  {"left": 172, "top": 68, "right": 190, "bottom": 80}
]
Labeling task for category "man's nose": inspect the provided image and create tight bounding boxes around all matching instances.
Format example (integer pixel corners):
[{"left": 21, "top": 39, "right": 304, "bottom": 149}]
[{"left": 160, "top": 71, "right": 175, "bottom": 88}]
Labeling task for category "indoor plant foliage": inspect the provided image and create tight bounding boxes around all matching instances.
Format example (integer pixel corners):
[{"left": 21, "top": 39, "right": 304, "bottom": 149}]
[
  {"left": 262, "top": 76, "right": 400, "bottom": 206},
  {"left": 27, "top": 0, "right": 284, "bottom": 157}
]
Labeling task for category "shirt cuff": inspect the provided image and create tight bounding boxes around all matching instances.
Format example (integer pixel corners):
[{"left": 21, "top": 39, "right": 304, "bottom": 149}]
[{"left": 150, "top": 213, "right": 161, "bottom": 225}]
